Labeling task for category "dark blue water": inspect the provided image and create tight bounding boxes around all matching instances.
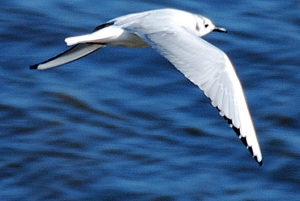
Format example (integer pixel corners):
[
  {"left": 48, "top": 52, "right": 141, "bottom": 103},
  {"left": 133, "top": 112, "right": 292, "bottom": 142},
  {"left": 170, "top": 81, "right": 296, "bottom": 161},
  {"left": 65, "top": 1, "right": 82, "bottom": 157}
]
[{"left": 1, "top": 0, "right": 300, "bottom": 200}]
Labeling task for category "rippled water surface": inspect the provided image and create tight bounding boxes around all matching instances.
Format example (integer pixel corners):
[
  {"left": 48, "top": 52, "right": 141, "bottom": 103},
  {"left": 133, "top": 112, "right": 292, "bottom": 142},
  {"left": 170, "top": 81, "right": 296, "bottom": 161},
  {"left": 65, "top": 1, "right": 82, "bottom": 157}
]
[{"left": 1, "top": 1, "right": 300, "bottom": 200}]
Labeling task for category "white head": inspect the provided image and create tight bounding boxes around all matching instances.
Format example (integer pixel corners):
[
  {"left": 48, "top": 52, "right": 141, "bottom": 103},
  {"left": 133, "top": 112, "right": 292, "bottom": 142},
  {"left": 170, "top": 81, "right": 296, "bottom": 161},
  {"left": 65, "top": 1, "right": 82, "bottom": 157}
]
[{"left": 195, "top": 15, "right": 227, "bottom": 37}]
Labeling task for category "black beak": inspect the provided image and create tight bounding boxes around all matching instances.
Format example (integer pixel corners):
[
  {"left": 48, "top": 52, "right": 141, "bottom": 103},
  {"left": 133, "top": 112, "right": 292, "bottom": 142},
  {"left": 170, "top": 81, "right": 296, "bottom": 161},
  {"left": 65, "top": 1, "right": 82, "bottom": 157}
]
[{"left": 213, "top": 27, "right": 227, "bottom": 33}]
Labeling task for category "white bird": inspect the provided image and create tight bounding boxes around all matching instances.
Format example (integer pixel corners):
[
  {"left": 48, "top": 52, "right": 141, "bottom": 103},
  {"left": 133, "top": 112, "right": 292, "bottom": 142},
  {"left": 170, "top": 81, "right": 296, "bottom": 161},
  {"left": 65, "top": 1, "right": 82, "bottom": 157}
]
[{"left": 30, "top": 8, "right": 262, "bottom": 165}]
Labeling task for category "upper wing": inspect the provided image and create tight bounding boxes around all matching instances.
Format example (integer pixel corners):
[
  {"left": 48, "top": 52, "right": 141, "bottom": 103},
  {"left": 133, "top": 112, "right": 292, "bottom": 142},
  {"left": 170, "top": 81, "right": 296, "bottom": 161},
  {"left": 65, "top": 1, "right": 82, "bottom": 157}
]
[{"left": 139, "top": 27, "right": 262, "bottom": 164}]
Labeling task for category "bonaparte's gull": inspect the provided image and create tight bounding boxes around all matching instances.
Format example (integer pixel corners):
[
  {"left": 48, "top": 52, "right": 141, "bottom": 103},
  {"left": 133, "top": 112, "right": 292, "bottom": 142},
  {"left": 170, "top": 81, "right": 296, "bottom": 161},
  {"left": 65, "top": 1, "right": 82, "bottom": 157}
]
[{"left": 30, "top": 8, "right": 262, "bottom": 165}]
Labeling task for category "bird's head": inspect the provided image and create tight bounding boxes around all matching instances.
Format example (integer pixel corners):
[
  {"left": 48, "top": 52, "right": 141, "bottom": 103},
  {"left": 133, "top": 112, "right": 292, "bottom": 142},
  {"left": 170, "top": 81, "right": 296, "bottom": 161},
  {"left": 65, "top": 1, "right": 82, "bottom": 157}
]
[{"left": 195, "top": 15, "right": 227, "bottom": 37}]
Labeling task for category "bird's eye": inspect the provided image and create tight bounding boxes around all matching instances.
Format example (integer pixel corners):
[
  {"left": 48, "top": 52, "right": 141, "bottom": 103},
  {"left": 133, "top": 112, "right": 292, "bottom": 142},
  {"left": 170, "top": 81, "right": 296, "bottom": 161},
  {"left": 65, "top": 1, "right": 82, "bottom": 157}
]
[{"left": 205, "top": 24, "right": 209, "bottom": 28}]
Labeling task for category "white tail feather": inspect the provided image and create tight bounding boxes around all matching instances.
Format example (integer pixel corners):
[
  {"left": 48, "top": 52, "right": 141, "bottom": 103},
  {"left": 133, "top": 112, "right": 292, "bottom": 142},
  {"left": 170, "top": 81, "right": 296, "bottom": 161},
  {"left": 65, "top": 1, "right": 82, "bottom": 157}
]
[
  {"left": 65, "top": 35, "right": 92, "bottom": 46},
  {"left": 65, "top": 26, "right": 125, "bottom": 46}
]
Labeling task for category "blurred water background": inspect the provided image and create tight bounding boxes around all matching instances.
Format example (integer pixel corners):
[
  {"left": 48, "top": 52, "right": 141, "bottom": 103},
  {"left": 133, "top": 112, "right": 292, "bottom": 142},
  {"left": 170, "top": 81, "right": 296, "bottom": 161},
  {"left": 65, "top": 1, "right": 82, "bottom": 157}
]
[{"left": 1, "top": 0, "right": 300, "bottom": 200}]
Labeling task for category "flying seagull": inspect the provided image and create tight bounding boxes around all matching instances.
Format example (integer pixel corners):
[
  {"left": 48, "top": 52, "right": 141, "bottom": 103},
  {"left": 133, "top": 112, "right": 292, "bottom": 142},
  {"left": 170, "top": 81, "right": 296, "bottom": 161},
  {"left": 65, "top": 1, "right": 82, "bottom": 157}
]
[{"left": 30, "top": 8, "right": 262, "bottom": 165}]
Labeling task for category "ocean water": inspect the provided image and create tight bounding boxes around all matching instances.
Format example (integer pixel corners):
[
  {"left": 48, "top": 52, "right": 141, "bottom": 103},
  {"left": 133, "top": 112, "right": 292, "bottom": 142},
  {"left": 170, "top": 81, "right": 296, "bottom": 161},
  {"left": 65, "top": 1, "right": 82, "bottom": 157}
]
[{"left": 1, "top": 0, "right": 300, "bottom": 201}]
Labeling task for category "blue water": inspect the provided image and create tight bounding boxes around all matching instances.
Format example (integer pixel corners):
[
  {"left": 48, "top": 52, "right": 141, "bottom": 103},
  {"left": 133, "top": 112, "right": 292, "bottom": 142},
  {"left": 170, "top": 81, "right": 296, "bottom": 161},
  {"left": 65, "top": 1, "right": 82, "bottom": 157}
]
[{"left": 1, "top": 0, "right": 300, "bottom": 200}]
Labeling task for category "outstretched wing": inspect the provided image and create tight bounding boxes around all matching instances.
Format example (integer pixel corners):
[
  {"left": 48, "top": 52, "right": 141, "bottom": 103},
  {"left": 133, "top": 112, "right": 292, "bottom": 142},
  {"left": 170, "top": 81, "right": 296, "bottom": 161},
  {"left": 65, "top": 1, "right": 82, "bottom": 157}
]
[
  {"left": 30, "top": 22, "right": 117, "bottom": 70},
  {"left": 30, "top": 43, "right": 104, "bottom": 70},
  {"left": 139, "top": 27, "right": 262, "bottom": 165}
]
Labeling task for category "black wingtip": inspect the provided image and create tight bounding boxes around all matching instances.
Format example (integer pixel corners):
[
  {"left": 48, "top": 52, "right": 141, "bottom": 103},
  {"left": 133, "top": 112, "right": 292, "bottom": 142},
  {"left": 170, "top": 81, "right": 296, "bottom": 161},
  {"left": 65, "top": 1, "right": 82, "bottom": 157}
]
[
  {"left": 30, "top": 64, "right": 38, "bottom": 69},
  {"left": 215, "top": 107, "right": 263, "bottom": 166},
  {"left": 254, "top": 156, "right": 263, "bottom": 166}
]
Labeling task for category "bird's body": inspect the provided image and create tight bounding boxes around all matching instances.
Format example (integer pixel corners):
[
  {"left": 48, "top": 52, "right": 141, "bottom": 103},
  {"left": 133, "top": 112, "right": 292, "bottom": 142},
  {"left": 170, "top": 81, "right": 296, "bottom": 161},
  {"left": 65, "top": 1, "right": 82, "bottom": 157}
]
[{"left": 31, "top": 8, "right": 262, "bottom": 165}]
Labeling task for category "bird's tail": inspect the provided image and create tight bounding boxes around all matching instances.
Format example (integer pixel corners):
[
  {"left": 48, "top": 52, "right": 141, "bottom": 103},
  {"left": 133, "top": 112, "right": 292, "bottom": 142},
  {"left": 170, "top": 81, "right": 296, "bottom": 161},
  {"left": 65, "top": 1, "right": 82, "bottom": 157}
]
[{"left": 65, "top": 35, "right": 96, "bottom": 46}]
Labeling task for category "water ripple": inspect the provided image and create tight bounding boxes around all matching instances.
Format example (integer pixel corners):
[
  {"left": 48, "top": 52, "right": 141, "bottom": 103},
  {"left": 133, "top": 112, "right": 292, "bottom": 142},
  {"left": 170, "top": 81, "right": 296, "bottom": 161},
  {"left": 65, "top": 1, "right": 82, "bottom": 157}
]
[{"left": 1, "top": 1, "right": 300, "bottom": 201}]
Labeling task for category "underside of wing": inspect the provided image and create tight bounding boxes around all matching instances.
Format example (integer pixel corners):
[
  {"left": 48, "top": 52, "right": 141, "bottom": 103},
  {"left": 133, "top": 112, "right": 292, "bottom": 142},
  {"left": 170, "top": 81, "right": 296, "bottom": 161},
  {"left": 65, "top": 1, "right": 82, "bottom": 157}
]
[
  {"left": 137, "top": 27, "right": 262, "bottom": 164},
  {"left": 30, "top": 22, "right": 118, "bottom": 70},
  {"left": 30, "top": 43, "right": 104, "bottom": 70}
]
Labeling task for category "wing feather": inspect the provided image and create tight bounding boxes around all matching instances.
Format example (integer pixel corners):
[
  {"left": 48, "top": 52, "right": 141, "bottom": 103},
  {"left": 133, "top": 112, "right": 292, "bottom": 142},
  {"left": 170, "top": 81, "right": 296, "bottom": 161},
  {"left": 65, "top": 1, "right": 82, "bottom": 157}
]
[
  {"left": 136, "top": 27, "right": 262, "bottom": 164},
  {"left": 30, "top": 43, "right": 103, "bottom": 70}
]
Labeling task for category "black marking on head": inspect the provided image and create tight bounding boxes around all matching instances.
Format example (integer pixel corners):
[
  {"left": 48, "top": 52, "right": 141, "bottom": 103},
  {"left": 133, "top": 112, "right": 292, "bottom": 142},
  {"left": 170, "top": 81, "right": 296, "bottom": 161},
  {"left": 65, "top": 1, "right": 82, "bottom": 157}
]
[
  {"left": 196, "top": 23, "right": 200, "bottom": 31},
  {"left": 93, "top": 22, "right": 115, "bottom": 32},
  {"left": 205, "top": 24, "right": 209, "bottom": 28}
]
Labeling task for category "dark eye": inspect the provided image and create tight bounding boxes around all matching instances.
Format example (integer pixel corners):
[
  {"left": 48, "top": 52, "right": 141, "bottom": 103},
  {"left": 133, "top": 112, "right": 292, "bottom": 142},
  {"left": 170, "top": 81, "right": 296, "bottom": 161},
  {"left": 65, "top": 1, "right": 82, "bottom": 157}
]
[{"left": 205, "top": 24, "right": 209, "bottom": 28}]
